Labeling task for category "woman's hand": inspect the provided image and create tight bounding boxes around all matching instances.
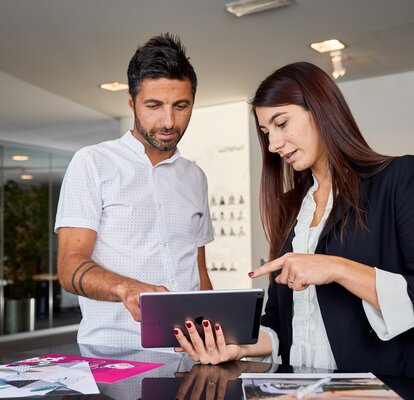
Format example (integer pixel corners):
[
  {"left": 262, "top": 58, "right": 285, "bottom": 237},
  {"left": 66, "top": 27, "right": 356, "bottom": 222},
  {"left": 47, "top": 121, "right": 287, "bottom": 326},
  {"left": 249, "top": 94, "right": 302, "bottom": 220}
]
[
  {"left": 249, "top": 252, "right": 379, "bottom": 307},
  {"left": 174, "top": 320, "right": 243, "bottom": 364},
  {"left": 174, "top": 361, "right": 271, "bottom": 400},
  {"left": 174, "top": 362, "right": 244, "bottom": 400},
  {"left": 249, "top": 252, "right": 340, "bottom": 291}
]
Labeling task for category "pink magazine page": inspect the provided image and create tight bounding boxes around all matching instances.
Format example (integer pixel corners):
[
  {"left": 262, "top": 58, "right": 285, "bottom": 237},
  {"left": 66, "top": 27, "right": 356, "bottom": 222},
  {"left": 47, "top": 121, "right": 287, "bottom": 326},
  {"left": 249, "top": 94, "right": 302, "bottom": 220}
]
[{"left": 8, "top": 353, "right": 164, "bottom": 383}]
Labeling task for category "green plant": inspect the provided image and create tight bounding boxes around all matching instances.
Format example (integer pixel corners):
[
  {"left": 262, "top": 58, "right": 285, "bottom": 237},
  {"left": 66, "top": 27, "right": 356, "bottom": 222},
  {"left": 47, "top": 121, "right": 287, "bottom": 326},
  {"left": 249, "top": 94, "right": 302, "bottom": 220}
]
[{"left": 3, "top": 180, "right": 49, "bottom": 299}]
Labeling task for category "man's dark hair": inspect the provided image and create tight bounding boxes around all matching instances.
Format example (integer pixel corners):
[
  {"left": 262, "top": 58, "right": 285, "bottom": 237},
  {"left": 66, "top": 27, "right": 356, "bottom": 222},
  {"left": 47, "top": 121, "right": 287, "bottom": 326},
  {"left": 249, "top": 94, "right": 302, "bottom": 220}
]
[{"left": 127, "top": 33, "right": 197, "bottom": 102}]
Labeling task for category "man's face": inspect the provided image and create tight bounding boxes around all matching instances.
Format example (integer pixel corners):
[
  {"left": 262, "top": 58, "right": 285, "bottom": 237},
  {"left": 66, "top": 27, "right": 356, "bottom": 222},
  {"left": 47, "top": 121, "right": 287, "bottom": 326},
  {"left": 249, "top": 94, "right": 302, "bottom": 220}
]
[{"left": 129, "top": 78, "right": 194, "bottom": 153}]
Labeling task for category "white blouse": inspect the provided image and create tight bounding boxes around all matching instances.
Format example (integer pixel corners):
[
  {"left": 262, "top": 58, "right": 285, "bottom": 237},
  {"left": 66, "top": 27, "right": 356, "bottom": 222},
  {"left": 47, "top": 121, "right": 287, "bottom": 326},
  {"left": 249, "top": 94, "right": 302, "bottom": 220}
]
[
  {"left": 290, "top": 178, "right": 336, "bottom": 369},
  {"left": 259, "top": 177, "right": 414, "bottom": 369}
]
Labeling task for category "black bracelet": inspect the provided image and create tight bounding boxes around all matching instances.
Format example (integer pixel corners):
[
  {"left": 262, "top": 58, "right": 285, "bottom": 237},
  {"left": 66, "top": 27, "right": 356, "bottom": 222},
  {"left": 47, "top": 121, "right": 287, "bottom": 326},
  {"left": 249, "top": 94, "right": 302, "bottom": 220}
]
[{"left": 71, "top": 260, "right": 94, "bottom": 294}]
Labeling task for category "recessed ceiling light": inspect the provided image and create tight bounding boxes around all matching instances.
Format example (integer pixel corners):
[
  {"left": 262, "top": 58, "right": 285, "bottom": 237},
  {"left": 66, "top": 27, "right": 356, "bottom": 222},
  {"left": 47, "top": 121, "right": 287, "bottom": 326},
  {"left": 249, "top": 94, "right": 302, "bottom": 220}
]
[
  {"left": 99, "top": 81, "right": 129, "bottom": 92},
  {"left": 12, "top": 155, "right": 30, "bottom": 161},
  {"left": 310, "top": 39, "right": 346, "bottom": 53},
  {"left": 20, "top": 174, "right": 33, "bottom": 180},
  {"left": 225, "top": 0, "right": 291, "bottom": 17}
]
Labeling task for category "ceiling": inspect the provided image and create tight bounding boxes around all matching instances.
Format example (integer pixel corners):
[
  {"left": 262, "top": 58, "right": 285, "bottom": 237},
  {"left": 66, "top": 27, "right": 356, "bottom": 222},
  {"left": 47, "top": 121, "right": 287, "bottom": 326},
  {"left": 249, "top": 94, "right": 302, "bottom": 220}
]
[{"left": 1, "top": 0, "right": 414, "bottom": 149}]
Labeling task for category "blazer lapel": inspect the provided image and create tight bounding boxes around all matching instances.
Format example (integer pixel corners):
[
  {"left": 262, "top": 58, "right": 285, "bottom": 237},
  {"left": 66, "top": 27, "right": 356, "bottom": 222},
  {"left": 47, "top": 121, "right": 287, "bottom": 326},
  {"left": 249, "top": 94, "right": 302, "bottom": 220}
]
[
  {"left": 317, "top": 202, "right": 345, "bottom": 245},
  {"left": 280, "top": 227, "right": 295, "bottom": 254},
  {"left": 317, "top": 177, "right": 369, "bottom": 246}
]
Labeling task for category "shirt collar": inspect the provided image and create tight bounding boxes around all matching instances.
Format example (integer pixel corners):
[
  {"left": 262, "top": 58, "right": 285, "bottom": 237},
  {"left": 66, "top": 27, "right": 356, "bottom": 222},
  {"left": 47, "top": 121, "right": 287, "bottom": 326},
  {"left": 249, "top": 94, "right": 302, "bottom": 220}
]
[
  {"left": 309, "top": 173, "right": 333, "bottom": 207},
  {"left": 120, "top": 130, "right": 181, "bottom": 166},
  {"left": 309, "top": 174, "right": 319, "bottom": 194}
]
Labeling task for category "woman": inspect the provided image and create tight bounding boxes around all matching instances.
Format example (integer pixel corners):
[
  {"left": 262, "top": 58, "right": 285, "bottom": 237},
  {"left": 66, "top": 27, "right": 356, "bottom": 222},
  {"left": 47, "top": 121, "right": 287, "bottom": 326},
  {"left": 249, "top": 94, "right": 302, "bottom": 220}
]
[{"left": 174, "top": 62, "right": 414, "bottom": 376}]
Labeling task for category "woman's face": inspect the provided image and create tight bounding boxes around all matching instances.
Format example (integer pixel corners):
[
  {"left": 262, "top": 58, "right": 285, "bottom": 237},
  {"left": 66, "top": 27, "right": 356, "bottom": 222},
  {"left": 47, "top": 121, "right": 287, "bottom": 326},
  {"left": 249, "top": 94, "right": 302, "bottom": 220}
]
[{"left": 255, "top": 104, "right": 327, "bottom": 174}]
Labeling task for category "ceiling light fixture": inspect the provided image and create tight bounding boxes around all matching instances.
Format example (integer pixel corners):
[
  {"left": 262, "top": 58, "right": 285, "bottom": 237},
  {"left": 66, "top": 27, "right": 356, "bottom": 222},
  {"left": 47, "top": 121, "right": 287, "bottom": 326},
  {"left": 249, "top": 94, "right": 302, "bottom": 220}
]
[
  {"left": 330, "top": 50, "right": 346, "bottom": 79},
  {"left": 12, "top": 155, "right": 29, "bottom": 161},
  {"left": 99, "top": 81, "right": 129, "bottom": 92},
  {"left": 225, "top": 0, "right": 291, "bottom": 17},
  {"left": 310, "top": 39, "right": 346, "bottom": 53},
  {"left": 20, "top": 174, "right": 33, "bottom": 180}
]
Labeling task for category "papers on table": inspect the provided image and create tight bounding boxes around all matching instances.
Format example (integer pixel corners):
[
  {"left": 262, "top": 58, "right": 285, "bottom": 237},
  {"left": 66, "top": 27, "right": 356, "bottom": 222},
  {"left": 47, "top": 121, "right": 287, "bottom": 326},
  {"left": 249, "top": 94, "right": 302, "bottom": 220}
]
[
  {"left": 19, "top": 353, "right": 164, "bottom": 383},
  {"left": 0, "top": 361, "right": 99, "bottom": 398},
  {"left": 241, "top": 373, "right": 402, "bottom": 399},
  {"left": 0, "top": 352, "right": 165, "bottom": 397}
]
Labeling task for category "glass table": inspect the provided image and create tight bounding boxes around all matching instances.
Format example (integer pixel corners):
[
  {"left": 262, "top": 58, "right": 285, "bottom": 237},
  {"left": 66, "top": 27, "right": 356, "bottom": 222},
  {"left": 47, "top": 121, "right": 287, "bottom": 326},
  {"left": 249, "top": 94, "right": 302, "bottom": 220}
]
[{"left": 1, "top": 342, "right": 413, "bottom": 399}]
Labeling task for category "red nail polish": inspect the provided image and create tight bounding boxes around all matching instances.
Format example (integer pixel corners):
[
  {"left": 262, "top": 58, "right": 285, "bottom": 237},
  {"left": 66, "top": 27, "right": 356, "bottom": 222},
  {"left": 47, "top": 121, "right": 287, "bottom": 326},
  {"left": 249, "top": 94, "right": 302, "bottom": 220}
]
[
  {"left": 185, "top": 321, "right": 192, "bottom": 328},
  {"left": 215, "top": 324, "right": 220, "bottom": 331},
  {"left": 203, "top": 320, "right": 209, "bottom": 327},
  {"left": 248, "top": 271, "right": 254, "bottom": 278},
  {"left": 173, "top": 328, "right": 179, "bottom": 335}
]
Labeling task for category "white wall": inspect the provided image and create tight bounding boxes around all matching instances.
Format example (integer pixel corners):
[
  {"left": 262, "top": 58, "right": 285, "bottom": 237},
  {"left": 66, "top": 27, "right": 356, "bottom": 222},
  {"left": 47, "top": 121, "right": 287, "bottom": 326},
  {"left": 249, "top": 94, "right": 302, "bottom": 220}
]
[
  {"left": 180, "top": 102, "right": 255, "bottom": 289},
  {"left": 248, "top": 113, "right": 270, "bottom": 293},
  {"left": 339, "top": 70, "right": 414, "bottom": 155}
]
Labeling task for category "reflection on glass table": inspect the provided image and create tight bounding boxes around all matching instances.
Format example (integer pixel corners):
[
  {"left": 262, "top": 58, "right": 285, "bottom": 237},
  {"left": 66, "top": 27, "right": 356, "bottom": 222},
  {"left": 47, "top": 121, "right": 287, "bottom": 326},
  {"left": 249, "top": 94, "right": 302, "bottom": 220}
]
[
  {"left": 1, "top": 342, "right": 413, "bottom": 399},
  {"left": 143, "top": 360, "right": 272, "bottom": 400}
]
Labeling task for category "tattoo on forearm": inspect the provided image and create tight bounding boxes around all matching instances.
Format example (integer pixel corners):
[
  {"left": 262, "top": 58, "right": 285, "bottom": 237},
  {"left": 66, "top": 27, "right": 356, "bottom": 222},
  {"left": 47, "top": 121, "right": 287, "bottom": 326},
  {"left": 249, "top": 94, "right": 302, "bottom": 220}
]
[
  {"left": 78, "top": 264, "right": 99, "bottom": 297},
  {"left": 71, "top": 260, "right": 94, "bottom": 294}
]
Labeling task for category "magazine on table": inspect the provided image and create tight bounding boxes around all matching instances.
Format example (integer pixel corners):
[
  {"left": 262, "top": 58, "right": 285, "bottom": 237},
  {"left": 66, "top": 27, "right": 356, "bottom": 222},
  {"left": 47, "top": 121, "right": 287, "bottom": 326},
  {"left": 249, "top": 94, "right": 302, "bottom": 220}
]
[
  {"left": 0, "top": 360, "right": 99, "bottom": 398},
  {"left": 241, "top": 372, "right": 402, "bottom": 399},
  {"left": 0, "top": 352, "right": 165, "bottom": 397},
  {"left": 3, "top": 353, "right": 164, "bottom": 383}
]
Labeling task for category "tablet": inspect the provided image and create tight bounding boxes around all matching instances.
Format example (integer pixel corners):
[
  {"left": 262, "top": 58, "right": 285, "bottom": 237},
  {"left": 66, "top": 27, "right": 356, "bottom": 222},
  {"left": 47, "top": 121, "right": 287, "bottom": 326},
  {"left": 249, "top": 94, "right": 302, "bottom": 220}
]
[{"left": 140, "top": 289, "right": 264, "bottom": 348}]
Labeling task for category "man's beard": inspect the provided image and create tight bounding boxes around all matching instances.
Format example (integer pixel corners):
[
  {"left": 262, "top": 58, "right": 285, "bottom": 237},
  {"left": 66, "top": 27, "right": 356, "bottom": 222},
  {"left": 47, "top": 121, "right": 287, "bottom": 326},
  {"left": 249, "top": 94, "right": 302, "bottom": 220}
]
[{"left": 134, "top": 111, "right": 184, "bottom": 152}]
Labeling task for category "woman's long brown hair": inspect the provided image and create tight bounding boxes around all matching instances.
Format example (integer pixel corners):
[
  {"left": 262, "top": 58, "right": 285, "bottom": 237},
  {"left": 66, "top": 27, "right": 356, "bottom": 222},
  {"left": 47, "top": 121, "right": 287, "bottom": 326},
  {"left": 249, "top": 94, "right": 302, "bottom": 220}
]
[{"left": 251, "top": 62, "right": 393, "bottom": 261}]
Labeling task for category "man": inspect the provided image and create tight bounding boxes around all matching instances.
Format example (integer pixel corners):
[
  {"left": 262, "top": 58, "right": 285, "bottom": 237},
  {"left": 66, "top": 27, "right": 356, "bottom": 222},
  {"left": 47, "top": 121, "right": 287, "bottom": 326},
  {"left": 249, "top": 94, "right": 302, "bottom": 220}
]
[{"left": 55, "top": 33, "right": 213, "bottom": 348}]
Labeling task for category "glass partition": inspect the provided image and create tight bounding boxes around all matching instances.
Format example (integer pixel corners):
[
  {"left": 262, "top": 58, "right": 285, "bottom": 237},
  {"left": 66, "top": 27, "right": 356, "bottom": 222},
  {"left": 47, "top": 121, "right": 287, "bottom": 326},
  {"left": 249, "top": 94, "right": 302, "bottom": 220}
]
[{"left": 0, "top": 142, "right": 79, "bottom": 335}]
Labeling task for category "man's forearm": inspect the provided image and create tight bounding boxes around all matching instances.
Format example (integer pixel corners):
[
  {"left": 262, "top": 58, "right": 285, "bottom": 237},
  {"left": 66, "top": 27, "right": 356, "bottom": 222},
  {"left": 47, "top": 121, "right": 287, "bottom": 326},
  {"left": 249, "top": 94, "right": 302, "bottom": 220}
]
[
  {"left": 57, "top": 227, "right": 167, "bottom": 321},
  {"left": 59, "top": 255, "right": 138, "bottom": 301},
  {"left": 59, "top": 255, "right": 169, "bottom": 321}
]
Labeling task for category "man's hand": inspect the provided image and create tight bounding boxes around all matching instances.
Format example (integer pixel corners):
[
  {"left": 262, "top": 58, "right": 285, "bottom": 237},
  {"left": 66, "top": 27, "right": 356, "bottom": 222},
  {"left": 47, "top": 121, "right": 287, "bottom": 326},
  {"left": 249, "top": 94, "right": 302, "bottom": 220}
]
[{"left": 113, "top": 281, "right": 168, "bottom": 321}]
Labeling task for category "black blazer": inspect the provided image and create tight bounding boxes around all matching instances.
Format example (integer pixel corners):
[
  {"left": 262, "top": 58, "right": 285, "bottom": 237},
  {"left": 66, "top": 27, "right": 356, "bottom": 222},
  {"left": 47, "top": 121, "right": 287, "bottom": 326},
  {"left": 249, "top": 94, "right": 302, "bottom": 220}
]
[{"left": 261, "top": 155, "right": 414, "bottom": 377}]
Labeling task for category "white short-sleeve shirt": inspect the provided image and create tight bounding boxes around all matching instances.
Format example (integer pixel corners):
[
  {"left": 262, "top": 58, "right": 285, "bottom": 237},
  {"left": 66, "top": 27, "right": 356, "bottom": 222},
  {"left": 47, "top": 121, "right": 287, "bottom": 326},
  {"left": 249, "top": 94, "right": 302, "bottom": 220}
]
[{"left": 55, "top": 131, "right": 213, "bottom": 348}]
